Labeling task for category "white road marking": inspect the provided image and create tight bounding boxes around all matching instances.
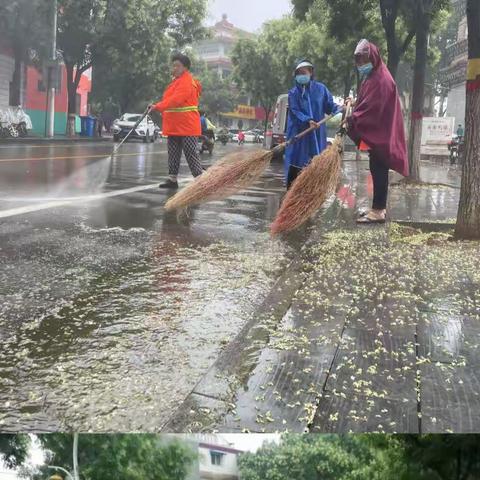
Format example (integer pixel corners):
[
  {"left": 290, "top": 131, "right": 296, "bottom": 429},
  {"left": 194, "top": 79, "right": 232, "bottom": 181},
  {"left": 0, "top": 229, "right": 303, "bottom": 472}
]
[{"left": 0, "top": 183, "right": 161, "bottom": 219}]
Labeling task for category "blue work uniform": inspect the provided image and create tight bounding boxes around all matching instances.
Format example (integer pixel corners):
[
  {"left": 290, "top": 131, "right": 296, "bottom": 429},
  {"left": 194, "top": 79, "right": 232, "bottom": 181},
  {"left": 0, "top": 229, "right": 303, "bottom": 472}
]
[{"left": 285, "top": 81, "right": 341, "bottom": 183}]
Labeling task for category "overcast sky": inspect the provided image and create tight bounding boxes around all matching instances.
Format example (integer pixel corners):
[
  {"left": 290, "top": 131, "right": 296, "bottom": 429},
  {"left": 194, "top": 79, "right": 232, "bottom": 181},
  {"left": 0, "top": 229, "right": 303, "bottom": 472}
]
[
  {"left": 207, "top": 0, "right": 292, "bottom": 32},
  {"left": 221, "top": 434, "right": 280, "bottom": 452}
]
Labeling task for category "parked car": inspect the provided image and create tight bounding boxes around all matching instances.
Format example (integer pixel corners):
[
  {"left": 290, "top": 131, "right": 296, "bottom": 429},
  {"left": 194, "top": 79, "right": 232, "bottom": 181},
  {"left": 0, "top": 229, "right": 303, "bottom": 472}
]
[
  {"left": 112, "top": 113, "right": 157, "bottom": 143},
  {"left": 231, "top": 130, "right": 262, "bottom": 143},
  {"left": 251, "top": 128, "right": 265, "bottom": 143},
  {"left": 245, "top": 130, "right": 264, "bottom": 143},
  {"left": 228, "top": 129, "right": 240, "bottom": 142}
]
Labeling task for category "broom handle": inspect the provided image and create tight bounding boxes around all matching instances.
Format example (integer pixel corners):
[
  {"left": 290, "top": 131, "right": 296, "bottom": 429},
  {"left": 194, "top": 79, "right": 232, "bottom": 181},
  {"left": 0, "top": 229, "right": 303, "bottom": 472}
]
[
  {"left": 339, "top": 100, "right": 354, "bottom": 133},
  {"left": 111, "top": 106, "right": 153, "bottom": 156},
  {"left": 287, "top": 114, "right": 333, "bottom": 146}
]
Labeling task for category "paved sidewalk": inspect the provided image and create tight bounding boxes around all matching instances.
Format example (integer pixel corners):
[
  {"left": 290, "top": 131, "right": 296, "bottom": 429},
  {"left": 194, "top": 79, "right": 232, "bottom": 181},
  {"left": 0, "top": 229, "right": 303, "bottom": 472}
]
[{"left": 166, "top": 159, "right": 480, "bottom": 434}]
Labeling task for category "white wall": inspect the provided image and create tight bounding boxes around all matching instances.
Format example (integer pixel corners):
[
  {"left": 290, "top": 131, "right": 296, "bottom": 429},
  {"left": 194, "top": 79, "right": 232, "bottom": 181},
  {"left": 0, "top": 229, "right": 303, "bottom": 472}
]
[
  {"left": 199, "top": 447, "right": 239, "bottom": 479},
  {"left": 446, "top": 83, "right": 466, "bottom": 128},
  {"left": 0, "top": 53, "right": 15, "bottom": 110}
]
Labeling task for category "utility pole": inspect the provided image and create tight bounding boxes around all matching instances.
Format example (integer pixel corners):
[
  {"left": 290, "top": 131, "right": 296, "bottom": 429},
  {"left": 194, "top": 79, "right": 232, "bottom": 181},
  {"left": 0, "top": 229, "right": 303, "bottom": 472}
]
[{"left": 47, "top": 0, "right": 57, "bottom": 137}]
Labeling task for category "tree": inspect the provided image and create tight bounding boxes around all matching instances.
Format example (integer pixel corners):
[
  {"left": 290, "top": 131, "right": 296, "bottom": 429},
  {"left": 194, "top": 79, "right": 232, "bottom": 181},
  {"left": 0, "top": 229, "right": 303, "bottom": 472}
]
[
  {"left": 0, "top": 435, "right": 30, "bottom": 470},
  {"left": 58, "top": 0, "right": 208, "bottom": 135},
  {"left": 455, "top": 0, "right": 480, "bottom": 239},
  {"left": 407, "top": 0, "right": 435, "bottom": 180},
  {"left": 238, "top": 434, "right": 480, "bottom": 480},
  {"left": 30, "top": 434, "right": 196, "bottom": 480},
  {"left": 231, "top": 38, "right": 286, "bottom": 133},
  {"left": 397, "top": 435, "right": 480, "bottom": 480},
  {"left": 308, "top": 0, "right": 385, "bottom": 97},
  {"left": 239, "top": 434, "right": 384, "bottom": 480},
  {"left": 193, "top": 63, "right": 238, "bottom": 119},
  {"left": 0, "top": 0, "right": 50, "bottom": 106},
  {"left": 379, "top": 0, "right": 416, "bottom": 78},
  {"left": 407, "top": 0, "right": 450, "bottom": 181}
]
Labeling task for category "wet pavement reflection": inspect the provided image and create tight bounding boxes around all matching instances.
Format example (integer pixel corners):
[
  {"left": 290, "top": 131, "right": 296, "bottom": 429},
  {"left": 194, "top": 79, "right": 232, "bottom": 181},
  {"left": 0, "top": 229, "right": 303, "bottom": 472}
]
[{"left": 0, "top": 141, "right": 297, "bottom": 431}]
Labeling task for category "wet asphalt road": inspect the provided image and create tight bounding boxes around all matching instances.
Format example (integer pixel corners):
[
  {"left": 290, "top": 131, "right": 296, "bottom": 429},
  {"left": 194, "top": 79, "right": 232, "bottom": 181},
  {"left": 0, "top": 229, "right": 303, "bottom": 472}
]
[
  {"left": 0, "top": 139, "right": 463, "bottom": 432},
  {"left": 0, "top": 139, "right": 298, "bottom": 432}
]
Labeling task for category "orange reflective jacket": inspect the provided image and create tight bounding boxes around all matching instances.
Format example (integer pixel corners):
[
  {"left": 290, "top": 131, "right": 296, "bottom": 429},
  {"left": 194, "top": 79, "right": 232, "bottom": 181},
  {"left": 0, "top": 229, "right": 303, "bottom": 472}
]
[{"left": 154, "top": 71, "right": 202, "bottom": 137}]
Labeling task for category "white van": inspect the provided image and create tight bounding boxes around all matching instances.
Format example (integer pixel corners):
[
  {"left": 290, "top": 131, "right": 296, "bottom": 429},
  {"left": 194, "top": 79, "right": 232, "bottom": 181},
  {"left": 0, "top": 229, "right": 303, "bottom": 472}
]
[{"left": 265, "top": 94, "right": 288, "bottom": 151}]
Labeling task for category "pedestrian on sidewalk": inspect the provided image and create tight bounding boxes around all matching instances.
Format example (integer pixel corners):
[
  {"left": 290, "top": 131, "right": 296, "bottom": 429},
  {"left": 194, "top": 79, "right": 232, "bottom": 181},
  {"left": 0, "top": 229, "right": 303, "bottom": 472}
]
[
  {"left": 151, "top": 53, "right": 203, "bottom": 189},
  {"left": 456, "top": 123, "right": 464, "bottom": 142},
  {"left": 97, "top": 113, "right": 104, "bottom": 137},
  {"left": 285, "top": 60, "right": 342, "bottom": 189},
  {"left": 347, "top": 39, "right": 408, "bottom": 224}
]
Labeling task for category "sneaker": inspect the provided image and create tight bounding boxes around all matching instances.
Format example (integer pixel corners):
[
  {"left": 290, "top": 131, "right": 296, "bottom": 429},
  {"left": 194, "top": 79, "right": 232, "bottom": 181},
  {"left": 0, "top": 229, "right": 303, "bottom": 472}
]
[{"left": 159, "top": 179, "right": 179, "bottom": 189}]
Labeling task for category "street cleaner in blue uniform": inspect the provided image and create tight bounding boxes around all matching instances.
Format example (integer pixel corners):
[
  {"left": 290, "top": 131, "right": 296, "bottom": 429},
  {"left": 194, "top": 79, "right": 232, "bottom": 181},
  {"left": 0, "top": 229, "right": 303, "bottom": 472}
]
[{"left": 285, "top": 60, "right": 343, "bottom": 189}]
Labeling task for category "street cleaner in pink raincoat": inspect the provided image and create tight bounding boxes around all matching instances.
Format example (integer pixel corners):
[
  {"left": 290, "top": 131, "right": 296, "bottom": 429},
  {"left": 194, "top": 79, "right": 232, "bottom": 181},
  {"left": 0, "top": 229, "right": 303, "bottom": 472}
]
[{"left": 347, "top": 39, "right": 409, "bottom": 224}]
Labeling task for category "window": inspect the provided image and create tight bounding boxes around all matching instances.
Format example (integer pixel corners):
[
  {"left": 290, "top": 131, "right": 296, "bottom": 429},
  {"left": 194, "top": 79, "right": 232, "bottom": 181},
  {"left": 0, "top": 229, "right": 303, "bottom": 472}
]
[{"left": 210, "top": 451, "right": 224, "bottom": 466}]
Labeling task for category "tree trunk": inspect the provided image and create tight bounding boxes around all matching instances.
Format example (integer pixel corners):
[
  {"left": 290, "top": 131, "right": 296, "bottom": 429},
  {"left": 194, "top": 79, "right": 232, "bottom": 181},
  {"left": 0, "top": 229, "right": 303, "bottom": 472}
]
[
  {"left": 380, "top": 0, "right": 415, "bottom": 79},
  {"left": 65, "top": 62, "right": 91, "bottom": 136},
  {"left": 380, "top": 0, "right": 400, "bottom": 78},
  {"left": 407, "top": 0, "right": 432, "bottom": 182},
  {"left": 455, "top": 0, "right": 480, "bottom": 239},
  {"left": 66, "top": 64, "right": 76, "bottom": 136}
]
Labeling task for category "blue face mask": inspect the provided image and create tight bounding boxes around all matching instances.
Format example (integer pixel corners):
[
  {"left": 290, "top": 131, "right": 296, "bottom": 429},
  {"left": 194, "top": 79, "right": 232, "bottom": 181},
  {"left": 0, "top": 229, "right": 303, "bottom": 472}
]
[
  {"left": 296, "top": 74, "right": 311, "bottom": 85},
  {"left": 357, "top": 63, "right": 373, "bottom": 77}
]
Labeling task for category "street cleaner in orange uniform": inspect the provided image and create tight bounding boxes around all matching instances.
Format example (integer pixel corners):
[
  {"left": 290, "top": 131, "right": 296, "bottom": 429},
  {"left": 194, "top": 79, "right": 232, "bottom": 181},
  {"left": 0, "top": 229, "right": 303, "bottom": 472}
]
[{"left": 152, "top": 53, "right": 204, "bottom": 189}]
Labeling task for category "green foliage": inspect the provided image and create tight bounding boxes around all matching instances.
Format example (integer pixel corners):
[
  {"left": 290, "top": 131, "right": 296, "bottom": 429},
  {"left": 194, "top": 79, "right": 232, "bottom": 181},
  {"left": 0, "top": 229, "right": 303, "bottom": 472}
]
[
  {"left": 0, "top": 434, "right": 31, "bottom": 470},
  {"left": 292, "top": 0, "right": 315, "bottom": 19},
  {"left": 58, "top": 0, "right": 208, "bottom": 116},
  {"left": 239, "top": 434, "right": 480, "bottom": 480},
  {"left": 30, "top": 434, "right": 196, "bottom": 480},
  {"left": 0, "top": 0, "right": 51, "bottom": 61},
  {"left": 192, "top": 62, "right": 239, "bottom": 116},
  {"left": 231, "top": 37, "right": 287, "bottom": 128},
  {"left": 233, "top": 1, "right": 386, "bottom": 103}
]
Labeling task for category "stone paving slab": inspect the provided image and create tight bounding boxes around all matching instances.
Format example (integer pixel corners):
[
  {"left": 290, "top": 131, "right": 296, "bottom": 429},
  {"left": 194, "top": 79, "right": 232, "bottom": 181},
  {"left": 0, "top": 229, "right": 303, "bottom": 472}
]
[
  {"left": 165, "top": 161, "right": 480, "bottom": 434},
  {"left": 312, "top": 393, "right": 419, "bottom": 433}
]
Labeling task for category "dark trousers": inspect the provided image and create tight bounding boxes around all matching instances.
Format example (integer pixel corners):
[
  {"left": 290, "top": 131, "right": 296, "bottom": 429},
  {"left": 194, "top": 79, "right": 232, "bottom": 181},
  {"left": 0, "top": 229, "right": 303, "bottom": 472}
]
[
  {"left": 369, "top": 154, "right": 389, "bottom": 210},
  {"left": 287, "top": 165, "right": 302, "bottom": 190},
  {"left": 167, "top": 136, "right": 204, "bottom": 177}
]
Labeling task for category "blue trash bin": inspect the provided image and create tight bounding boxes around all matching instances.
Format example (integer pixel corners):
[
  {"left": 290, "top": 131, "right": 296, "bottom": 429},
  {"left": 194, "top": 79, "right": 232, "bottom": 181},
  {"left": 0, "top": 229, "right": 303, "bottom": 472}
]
[
  {"left": 80, "top": 116, "right": 88, "bottom": 136},
  {"left": 85, "top": 116, "right": 97, "bottom": 137}
]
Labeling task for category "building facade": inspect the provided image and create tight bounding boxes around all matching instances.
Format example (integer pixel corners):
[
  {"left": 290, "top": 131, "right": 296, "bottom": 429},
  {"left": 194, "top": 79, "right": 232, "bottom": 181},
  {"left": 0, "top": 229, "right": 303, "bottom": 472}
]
[
  {"left": 194, "top": 15, "right": 271, "bottom": 129},
  {"left": 23, "top": 64, "right": 91, "bottom": 136},
  {"left": 0, "top": 36, "right": 91, "bottom": 136},
  {"left": 440, "top": 0, "right": 468, "bottom": 127},
  {"left": 194, "top": 14, "right": 253, "bottom": 80},
  {"left": 184, "top": 434, "right": 242, "bottom": 480}
]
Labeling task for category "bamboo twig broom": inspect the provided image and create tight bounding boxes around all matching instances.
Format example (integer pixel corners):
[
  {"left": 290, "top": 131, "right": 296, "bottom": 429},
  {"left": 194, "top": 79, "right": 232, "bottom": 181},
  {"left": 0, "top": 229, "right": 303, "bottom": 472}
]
[
  {"left": 164, "top": 115, "right": 333, "bottom": 211},
  {"left": 270, "top": 103, "right": 353, "bottom": 235}
]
